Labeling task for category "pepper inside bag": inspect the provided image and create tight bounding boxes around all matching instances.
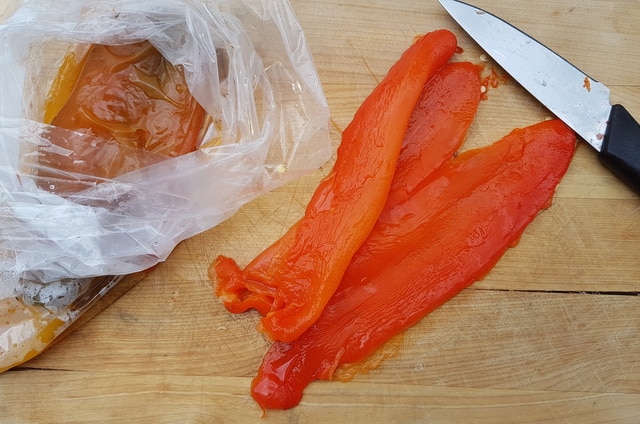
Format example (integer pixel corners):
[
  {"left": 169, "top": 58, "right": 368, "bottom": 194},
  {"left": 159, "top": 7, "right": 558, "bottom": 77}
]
[{"left": 0, "top": 0, "right": 331, "bottom": 371}]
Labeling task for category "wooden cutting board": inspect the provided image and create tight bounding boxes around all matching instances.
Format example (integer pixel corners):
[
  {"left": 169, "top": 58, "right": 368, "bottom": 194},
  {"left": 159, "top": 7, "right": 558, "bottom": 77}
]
[{"left": 1, "top": 0, "right": 639, "bottom": 422}]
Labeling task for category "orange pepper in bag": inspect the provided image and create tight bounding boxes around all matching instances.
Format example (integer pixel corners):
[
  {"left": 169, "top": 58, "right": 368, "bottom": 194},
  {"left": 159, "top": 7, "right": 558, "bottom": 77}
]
[
  {"left": 39, "top": 41, "right": 206, "bottom": 194},
  {"left": 212, "top": 30, "right": 458, "bottom": 342}
]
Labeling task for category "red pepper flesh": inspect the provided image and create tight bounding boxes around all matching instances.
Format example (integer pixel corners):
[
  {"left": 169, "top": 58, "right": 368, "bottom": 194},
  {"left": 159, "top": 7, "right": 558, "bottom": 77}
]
[
  {"left": 251, "top": 119, "right": 576, "bottom": 410},
  {"left": 211, "top": 30, "right": 458, "bottom": 342},
  {"left": 352, "top": 61, "right": 482, "bottom": 274},
  {"left": 249, "top": 58, "right": 484, "bottom": 410}
]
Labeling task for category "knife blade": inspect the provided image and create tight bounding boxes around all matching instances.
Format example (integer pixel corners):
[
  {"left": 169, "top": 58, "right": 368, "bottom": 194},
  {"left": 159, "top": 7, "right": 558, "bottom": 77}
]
[{"left": 438, "top": 0, "right": 640, "bottom": 195}]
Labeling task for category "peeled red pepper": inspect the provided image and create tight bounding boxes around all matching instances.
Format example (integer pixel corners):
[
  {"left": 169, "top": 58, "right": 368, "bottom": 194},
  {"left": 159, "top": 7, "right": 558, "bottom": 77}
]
[
  {"left": 211, "top": 29, "right": 458, "bottom": 342},
  {"left": 248, "top": 58, "right": 484, "bottom": 410},
  {"left": 355, "top": 60, "right": 482, "bottom": 271},
  {"left": 251, "top": 119, "right": 576, "bottom": 410}
]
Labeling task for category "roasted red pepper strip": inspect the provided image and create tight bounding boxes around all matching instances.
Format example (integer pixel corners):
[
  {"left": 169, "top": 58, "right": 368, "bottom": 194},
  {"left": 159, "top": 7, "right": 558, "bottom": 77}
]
[
  {"left": 211, "top": 30, "right": 458, "bottom": 342},
  {"left": 251, "top": 119, "right": 576, "bottom": 410},
  {"left": 248, "top": 59, "right": 484, "bottom": 410},
  {"left": 353, "top": 61, "right": 482, "bottom": 272}
]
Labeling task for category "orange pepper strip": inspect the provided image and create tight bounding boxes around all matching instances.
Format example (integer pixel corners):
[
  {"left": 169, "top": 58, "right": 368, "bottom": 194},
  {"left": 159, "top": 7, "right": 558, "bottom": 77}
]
[
  {"left": 248, "top": 59, "right": 483, "bottom": 410},
  {"left": 211, "top": 30, "right": 458, "bottom": 342},
  {"left": 251, "top": 119, "right": 576, "bottom": 410},
  {"left": 351, "top": 61, "right": 482, "bottom": 273}
]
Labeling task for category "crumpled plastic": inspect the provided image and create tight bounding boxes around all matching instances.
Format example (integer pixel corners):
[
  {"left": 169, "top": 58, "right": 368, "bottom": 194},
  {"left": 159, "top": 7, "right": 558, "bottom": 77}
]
[{"left": 0, "top": 0, "right": 332, "bottom": 371}]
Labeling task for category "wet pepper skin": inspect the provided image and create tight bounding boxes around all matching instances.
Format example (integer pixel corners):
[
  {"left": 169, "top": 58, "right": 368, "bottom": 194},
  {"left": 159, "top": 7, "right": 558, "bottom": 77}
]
[
  {"left": 212, "top": 30, "right": 458, "bottom": 342},
  {"left": 249, "top": 59, "right": 484, "bottom": 410},
  {"left": 352, "top": 61, "right": 482, "bottom": 272},
  {"left": 251, "top": 119, "right": 576, "bottom": 410}
]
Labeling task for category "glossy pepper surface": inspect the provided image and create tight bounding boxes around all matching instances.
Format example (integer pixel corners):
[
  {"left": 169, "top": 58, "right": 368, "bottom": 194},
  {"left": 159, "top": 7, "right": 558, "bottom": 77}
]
[
  {"left": 251, "top": 119, "right": 576, "bottom": 410},
  {"left": 352, "top": 60, "right": 482, "bottom": 272},
  {"left": 211, "top": 29, "right": 458, "bottom": 342}
]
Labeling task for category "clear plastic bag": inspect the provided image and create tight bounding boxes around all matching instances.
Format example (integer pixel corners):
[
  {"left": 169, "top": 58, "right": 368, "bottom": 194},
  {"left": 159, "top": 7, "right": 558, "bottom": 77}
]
[{"left": 0, "top": 0, "right": 331, "bottom": 371}]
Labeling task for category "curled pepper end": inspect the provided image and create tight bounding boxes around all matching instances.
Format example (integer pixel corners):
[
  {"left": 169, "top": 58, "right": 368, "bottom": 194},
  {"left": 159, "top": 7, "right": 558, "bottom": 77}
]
[{"left": 211, "top": 256, "right": 274, "bottom": 316}]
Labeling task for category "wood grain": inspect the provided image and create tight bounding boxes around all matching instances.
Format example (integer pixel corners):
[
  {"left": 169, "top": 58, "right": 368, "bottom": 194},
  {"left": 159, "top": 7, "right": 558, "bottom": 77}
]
[{"left": 1, "top": 0, "right": 639, "bottom": 422}]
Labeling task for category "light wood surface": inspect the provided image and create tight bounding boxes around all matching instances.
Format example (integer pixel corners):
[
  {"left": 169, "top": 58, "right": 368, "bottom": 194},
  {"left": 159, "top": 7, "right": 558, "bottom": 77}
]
[{"left": 1, "top": 0, "right": 639, "bottom": 422}]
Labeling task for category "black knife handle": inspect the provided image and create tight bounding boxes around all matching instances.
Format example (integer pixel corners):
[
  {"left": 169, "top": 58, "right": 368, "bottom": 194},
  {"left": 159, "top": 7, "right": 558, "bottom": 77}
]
[{"left": 599, "top": 104, "right": 640, "bottom": 195}]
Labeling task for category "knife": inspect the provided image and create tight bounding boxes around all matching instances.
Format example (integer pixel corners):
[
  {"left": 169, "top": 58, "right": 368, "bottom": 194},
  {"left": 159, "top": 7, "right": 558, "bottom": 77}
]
[{"left": 438, "top": 0, "right": 640, "bottom": 195}]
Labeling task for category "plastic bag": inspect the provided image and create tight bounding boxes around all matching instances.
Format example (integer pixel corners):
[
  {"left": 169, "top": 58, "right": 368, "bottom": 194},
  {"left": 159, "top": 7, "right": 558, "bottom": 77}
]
[{"left": 0, "top": 0, "right": 332, "bottom": 371}]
